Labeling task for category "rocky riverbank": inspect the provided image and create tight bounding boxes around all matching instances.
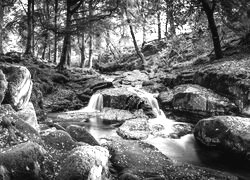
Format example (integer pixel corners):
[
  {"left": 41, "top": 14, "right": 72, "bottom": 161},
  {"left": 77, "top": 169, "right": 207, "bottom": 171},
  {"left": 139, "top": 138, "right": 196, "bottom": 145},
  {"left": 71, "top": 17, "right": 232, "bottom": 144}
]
[{"left": 1, "top": 53, "right": 250, "bottom": 179}]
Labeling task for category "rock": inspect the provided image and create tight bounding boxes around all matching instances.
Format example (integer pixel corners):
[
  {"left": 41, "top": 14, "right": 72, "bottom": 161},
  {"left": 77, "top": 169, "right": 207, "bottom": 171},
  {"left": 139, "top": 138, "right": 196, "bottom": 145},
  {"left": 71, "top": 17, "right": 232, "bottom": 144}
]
[
  {"left": 162, "top": 58, "right": 250, "bottom": 114},
  {"left": 101, "top": 108, "right": 146, "bottom": 124},
  {"left": 0, "top": 70, "right": 7, "bottom": 104},
  {"left": 51, "top": 73, "right": 69, "bottom": 84},
  {"left": 117, "top": 118, "right": 150, "bottom": 140},
  {"left": 194, "top": 116, "right": 250, "bottom": 160},
  {"left": 66, "top": 125, "right": 99, "bottom": 146},
  {"left": 42, "top": 130, "right": 78, "bottom": 151},
  {"left": 30, "top": 82, "right": 45, "bottom": 121},
  {"left": 193, "top": 59, "right": 250, "bottom": 113},
  {"left": 16, "top": 102, "right": 40, "bottom": 132},
  {"left": 56, "top": 145, "right": 109, "bottom": 180},
  {"left": 101, "top": 87, "right": 156, "bottom": 118},
  {"left": 0, "top": 105, "right": 40, "bottom": 148},
  {"left": 103, "top": 138, "right": 238, "bottom": 180},
  {"left": 43, "top": 88, "right": 83, "bottom": 112},
  {"left": 117, "top": 118, "right": 193, "bottom": 140},
  {"left": 159, "top": 84, "right": 237, "bottom": 122},
  {"left": 0, "top": 141, "right": 46, "bottom": 180},
  {"left": 0, "top": 64, "right": 33, "bottom": 110}
]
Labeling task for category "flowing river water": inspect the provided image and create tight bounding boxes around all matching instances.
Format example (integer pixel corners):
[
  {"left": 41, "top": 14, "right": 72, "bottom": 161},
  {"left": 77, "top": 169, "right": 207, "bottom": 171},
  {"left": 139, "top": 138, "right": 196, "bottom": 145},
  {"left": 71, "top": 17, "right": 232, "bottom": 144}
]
[{"left": 48, "top": 87, "right": 250, "bottom": 180}]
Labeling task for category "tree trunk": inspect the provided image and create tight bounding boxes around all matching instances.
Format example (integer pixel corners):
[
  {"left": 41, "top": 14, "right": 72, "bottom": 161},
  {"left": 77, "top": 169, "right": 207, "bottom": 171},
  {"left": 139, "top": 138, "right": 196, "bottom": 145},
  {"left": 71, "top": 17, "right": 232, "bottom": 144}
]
[
  {"left": 57, "top": 0, "right": 71, "bottom": 70},
  {"left": 105, "top": 30, "right": 110, "bottom": 51},
  {"left": 167, "top": 0, "right": 175, "bottom": 38},
  {"left": 48, "top": 42, "right": 51, "bottom": 62},
  {"left": 165, "top": 1, "right": 169, "bottom": 38},
  {"left": 24, "top": 0, "right": 33, "bottom": 55},
  {"left": 54, "top": 0, "right": 58, "bottom": 64},
  {"left": 66, "top": 43, "right": 71, "bottom": 67},
  {"left": 0, "top": 0, "right": 4, "bottom": 55},
  {"left": 141, "top": 0, "right": 146, "bottom": 45},
  {"left": 80, "top": 33, "right": 85, "bottom": 68},
  {"left": 125, "top": 8, "right": 146, "bottom": 69},
  {"left": 32, "top": 0, "right": 35, "bottom": 54},
  {"left": 42, "top": 34, "right": 48, "bottom": 59},
  {"left": 157, "top": 11, "right": 161, "bottom": 41},
  {"left": 88, "top": 0, "right": 93, "bottom": 69},
  {"left": 200, "top": 0, "right": 223, "bottom": 59}
]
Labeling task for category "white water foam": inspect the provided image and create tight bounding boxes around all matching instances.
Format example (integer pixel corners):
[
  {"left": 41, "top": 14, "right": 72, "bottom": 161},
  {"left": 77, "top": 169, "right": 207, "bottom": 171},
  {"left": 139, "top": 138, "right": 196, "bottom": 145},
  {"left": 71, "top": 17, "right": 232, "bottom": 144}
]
[{"left": 66, "top": 93, "right": 103, "bottom": 113}]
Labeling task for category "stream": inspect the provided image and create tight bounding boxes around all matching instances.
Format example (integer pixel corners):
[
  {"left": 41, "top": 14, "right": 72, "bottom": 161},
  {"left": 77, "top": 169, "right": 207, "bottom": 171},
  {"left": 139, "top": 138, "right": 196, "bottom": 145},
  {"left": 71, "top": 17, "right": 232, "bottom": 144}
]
[{"left": 48, "top": 87, "right": 250, "bottom": 180}]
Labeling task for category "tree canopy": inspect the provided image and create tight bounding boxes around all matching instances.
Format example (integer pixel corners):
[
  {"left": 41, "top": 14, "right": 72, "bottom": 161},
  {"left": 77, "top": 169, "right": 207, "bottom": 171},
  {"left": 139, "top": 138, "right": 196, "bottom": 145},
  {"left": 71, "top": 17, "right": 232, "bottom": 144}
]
[{"left": 0, "top": 0, "right": 249, "bottom": 69}]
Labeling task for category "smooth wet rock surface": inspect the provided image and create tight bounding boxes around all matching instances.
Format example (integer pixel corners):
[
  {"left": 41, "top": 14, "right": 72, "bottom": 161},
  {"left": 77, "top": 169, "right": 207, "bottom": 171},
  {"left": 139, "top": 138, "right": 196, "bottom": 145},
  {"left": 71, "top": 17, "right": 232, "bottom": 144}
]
[{"left": 194, "top": 116, "right": 250, "bottom": 160}]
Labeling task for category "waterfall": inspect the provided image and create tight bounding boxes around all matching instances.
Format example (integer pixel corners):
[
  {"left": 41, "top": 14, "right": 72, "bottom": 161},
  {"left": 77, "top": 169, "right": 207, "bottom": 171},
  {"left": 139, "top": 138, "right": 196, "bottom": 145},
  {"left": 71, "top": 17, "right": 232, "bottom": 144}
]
[
  {"left": 66, "top": 93, "right": 103, "bottom": 113},
  {"left": 81, "top": 93, "right": 103, "bottom": 112},
  {"left": 127, "top": 87, "right": 166, "bottom": 119}
]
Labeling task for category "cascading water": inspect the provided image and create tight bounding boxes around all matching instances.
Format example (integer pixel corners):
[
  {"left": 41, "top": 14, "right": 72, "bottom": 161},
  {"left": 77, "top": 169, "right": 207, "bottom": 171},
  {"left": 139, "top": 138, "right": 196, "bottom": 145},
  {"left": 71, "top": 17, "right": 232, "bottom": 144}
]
[
  {"left": 81, "top": 93, "right": 103, "bottom": 112},
  {"left": 66, "top": 93, "right": 103, "bottom": 113},
  {"left": 51, "top": 87, "right": 250, "bottom": 179}
]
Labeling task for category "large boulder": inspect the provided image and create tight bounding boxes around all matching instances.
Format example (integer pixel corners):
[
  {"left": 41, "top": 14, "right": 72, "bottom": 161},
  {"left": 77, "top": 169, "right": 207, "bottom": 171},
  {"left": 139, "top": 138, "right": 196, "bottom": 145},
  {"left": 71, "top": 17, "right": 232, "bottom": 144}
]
[
  {"left": 193, "top": 59, "right": 250, "bottom": 113},
  {"left": 0, "top": 64, "right": 33, "bottom": 110},
  {"left": 194, "top": 116, "right": 250, "bottom": 160},
  {"left": 16, "top": 102, "right": 40, "bottom": 132},
  {"left": 103, "top": 138, "right": 238, "bottom": 179},
  {"left": 0, "top": 104, "right": 40, "bottom": 149},
  {"left": 56, "top": 145, "right": 109, "bottom": 180},
  {"left": 66, "top": 125, "right": 99, "bottom": 146},
  {"left": 162, "top": 58, "right": 250, "bottom": 115},
  {"left": 159, "top": 84, "right": 237, "bottom": 122},
  {"left": 101, "top": 87, "right": 157, "bottom": 118},
  {"left": 0, "top": 141, "right": 46, "bottom": 180},
  {"left": 42, "top": 130, "right": 78, "bottom": 151}
]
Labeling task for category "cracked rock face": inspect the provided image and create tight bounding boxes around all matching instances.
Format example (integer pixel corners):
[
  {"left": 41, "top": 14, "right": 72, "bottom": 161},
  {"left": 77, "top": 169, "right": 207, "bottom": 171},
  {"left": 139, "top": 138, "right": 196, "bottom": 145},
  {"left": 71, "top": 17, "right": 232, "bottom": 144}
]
[
  {"left": 194, "top": 116, "right": 250, "bottom": 160},
  {"left": 159, "top": 84, "right": 237, "bottom": 122}
]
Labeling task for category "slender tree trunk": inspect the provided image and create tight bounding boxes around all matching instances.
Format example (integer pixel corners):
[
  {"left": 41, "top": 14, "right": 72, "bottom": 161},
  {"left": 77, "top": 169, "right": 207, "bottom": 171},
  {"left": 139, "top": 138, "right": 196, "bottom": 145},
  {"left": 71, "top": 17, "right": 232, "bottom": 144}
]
[
  {"left": 80, "top": 33, "right": 85, "bottom": 68},
  {"left": 157, "top": 11, "right": 161, "bottom": 41},
  {"left": 165, "top": 0, "right": 176, "bottom": 38},
  {"left": 54, "top": 0, "right": 58, "bottom": 64},
  {"left": 48, "top": 42, "right": 51, "bottom": 62},
  {"left": 165, "top": 2, "right": 169, "bottom": 38},
  {"left": 42, "top": 34, "right": 48, "bottom": 59},
  {"left": 88, "top": 0, "right": 93, "bottom": 69},
  {"left": 200, "top": 0, "right": 223, "bottom": 59},
  {"left": 0, "top": 0, "right": 3, "bottom": 55},
  {"left": 24, "top": 0, "right": 33, "bottom": 55},
  {"left": 57, "top": 0, "right": 71, "bottom": 70},
  {"left": 32, "top": 0, "right": 35, "bottom": 54},
  {"left": 141, "top": 1, "right": 146, "bottom": 45},
  {"left": 105, "top": 30, "right": 110, "bottom": 51},
  {"left": 66, "top": 43, "right": 71, "bottom": 67},
  {"left": 125, "top": 8, "right": 146, "bottom": 69}
]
